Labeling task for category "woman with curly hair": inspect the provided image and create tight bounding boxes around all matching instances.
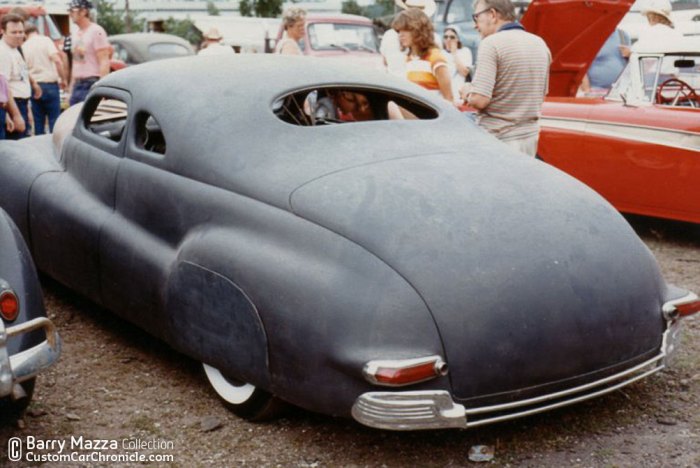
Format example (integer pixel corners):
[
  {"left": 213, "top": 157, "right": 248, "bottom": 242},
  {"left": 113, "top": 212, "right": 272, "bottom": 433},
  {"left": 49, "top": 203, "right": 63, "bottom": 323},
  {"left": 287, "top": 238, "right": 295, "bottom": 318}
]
[
  {"left": 276, "top": 7, "right": 307, "bottom": 55},
  {"left": 392, "top": 8, "right": 453, "bottom": 103}
]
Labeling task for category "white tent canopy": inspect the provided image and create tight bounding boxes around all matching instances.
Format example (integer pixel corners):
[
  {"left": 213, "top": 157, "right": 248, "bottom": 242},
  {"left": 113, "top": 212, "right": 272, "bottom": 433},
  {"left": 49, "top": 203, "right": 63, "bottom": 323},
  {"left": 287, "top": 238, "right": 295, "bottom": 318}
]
[{"left": 194, "top": 16, "right": 282, "bottom": 52}]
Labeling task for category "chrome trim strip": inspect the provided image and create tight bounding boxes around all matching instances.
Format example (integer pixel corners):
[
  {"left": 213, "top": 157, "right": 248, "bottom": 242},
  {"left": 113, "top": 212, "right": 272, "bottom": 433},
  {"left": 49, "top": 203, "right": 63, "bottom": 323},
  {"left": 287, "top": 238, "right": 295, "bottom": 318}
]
[
  {"left": 352, "top": 316, "right": 684, "bottom": 430},
  {"left": 540, "top": 117, "right": 700, "bottom": 153},
  {"left": 464, "top": 354, "right": 663, "bottom": 416},
  {"left": 465, "top": 364, "right": 663, "bottom": 428}
]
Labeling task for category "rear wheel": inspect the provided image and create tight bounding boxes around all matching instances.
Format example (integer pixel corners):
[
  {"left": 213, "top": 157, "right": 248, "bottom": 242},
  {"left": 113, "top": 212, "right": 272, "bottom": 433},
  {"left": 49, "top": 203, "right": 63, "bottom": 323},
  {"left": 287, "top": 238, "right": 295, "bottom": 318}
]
[{"left": 202, "top": 364, "right": 284, "bottom": 421}]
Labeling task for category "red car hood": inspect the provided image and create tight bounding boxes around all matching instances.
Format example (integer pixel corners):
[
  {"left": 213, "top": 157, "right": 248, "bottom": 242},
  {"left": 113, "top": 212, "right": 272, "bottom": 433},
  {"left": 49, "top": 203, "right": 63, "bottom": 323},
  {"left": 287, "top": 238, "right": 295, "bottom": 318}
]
[{"left": 522, "top": 0, "right": 634, "bottom": 97}]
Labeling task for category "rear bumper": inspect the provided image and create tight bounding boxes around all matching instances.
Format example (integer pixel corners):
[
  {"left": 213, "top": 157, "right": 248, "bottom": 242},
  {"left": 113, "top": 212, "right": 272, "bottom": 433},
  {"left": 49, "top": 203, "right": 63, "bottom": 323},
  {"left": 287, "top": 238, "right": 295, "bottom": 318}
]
[
  {"left": 0, "top": 317, "right": 61, "bottom": 399},
  {"left": 352, "top": 319, "right": 681, "bottom": 431}
]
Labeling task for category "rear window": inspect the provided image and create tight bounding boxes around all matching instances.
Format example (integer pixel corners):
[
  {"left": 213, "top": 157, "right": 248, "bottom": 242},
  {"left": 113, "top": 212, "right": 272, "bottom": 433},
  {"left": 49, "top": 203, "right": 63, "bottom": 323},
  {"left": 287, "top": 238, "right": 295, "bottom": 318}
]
[
  {"left": 148, "top": 43, "right": 192, "bottom": 61},
  {"left": 273, "top": 86, "right": 438, "bottom": 126}
]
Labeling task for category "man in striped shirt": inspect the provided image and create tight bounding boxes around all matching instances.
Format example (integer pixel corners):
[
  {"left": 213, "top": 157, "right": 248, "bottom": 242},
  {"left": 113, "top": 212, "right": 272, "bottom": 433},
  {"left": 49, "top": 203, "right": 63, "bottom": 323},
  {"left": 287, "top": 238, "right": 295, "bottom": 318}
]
[{"left": 460, "top": 0, "right": 551, "bottom": 157}]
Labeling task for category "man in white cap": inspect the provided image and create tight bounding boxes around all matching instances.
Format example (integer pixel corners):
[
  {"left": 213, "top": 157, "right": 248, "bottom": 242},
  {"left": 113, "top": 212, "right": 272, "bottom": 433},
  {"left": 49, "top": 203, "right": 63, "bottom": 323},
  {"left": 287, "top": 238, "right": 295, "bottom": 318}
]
[
  {"left": 632, "top": 0, "right": 682, "bottom": 52},
  {"left": 380, "top": 0, "right": 437, "bottom": 76},
  {"left": 198, "top": 28, "right": 235, "bottom": 56}
]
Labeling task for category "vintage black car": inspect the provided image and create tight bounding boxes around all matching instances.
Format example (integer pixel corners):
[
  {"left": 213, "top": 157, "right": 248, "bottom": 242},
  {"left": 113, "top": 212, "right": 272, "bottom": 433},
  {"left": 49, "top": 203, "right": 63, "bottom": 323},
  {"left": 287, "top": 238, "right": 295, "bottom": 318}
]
[
  {"left": 109, "top": 32, "right": 194, "bottom": 70},
  {"left": 0, "top": 55, "right": 697, "bottom": 430},
  {"left": 0, "top": 209, "right": 61, "bottom": 419}
]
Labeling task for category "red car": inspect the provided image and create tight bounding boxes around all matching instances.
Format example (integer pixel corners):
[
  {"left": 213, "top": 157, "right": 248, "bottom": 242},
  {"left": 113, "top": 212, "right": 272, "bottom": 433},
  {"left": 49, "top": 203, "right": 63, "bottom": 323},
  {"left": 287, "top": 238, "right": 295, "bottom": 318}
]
[
  {"left": 274, "top": 13, "right": 383, "bottom": 70},
  {"left": 524, "top": 0, "right": 700, "bottom": 224}
]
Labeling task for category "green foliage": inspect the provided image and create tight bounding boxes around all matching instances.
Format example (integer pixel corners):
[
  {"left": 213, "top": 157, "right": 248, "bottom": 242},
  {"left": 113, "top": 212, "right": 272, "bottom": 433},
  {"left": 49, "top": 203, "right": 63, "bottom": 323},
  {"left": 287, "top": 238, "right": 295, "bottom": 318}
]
[
  {"left": 95, "top": 0, "right": 142, "bottom": 34},
  {"left": 206, "top": 1, "right": 221, "bottom": 15},
  {"left": 238, "top": 0, "right": 282, "bottom": 17},
  {"left": 256, "top": 0, "right": 283, "bottom": 17},
  {"left": 163, "top": 18, "right": 202, "bottom": 45},
  {"left": 341, "top": 0, "right": 394, "bottom": 19},
  {"left": 342, "top": 0, "right": 363, "bottom": 15},
  {"left": 239, "top": 0, "right": 253, "bottom": 17},
  {"left": 95, "top": 0, "right": 125, "bottom": 35}
]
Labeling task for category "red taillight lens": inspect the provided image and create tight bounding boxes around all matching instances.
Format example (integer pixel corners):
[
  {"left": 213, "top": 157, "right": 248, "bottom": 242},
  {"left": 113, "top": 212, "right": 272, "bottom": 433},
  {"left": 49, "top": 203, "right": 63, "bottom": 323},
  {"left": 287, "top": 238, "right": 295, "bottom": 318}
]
[
  {"left": 663, "top": 292, "right": 700, "bottom": 320},
  {"left": 676, "top": 299, "right": 700, "bottom": 318},
  {"left": 0, "top": 290, "right": 19, "bottom": 322},
  {"left": 364, "top": 356, "right": 448, "bottom": 387}
]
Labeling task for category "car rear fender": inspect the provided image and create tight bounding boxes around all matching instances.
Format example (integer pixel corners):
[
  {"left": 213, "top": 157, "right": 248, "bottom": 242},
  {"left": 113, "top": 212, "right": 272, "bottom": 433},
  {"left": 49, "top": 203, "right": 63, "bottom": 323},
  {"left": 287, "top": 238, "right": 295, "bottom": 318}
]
[
  {"left": 0, "top": 137, "right": 62, "bottom": 244},
  {"left": 166, "top": 218, "right": 448, "bottom": 416}
]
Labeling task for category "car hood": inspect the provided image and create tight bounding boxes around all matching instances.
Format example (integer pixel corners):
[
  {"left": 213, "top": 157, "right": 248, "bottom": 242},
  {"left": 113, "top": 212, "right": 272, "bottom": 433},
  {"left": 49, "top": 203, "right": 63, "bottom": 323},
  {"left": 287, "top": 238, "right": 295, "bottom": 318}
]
[
  {"left": 522, "top": 0, "right": 635, "bottom": 97},
  {"left": 289, "top": 152, "right": 667, "bottom": 400}
]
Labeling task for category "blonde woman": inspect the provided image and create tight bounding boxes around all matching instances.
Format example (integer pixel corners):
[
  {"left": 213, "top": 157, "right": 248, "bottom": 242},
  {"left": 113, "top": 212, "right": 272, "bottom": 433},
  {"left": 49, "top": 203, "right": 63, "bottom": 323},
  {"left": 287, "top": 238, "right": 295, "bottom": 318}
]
[{"left": 276, "top": 7, "right": 306, "bottom": 55}]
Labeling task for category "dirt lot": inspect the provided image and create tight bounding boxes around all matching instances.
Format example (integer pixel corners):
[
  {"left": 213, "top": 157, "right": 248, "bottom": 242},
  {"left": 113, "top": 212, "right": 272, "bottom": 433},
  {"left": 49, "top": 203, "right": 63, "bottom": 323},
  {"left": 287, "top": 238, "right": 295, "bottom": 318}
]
[{"left": 1, "top": 215, "right": 699, "bottom": 467}]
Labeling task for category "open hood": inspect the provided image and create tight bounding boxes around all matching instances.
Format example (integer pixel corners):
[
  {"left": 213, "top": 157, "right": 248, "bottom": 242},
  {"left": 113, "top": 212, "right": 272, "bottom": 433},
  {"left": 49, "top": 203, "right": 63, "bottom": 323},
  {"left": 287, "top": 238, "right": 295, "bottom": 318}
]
[{"left": 522, "top": 0, "right": 634, "bottom": 97}]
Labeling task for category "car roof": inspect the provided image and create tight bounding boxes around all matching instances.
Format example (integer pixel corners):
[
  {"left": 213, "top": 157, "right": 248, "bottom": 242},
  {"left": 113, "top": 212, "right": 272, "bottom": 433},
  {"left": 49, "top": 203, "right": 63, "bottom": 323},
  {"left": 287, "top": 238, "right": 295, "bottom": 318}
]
[
  {"left": 109, "top": 32, "right": 193, "bottom": 49},
  {"left": 305, "top": 13, "right": 373, "bottom": 24},
  {"left": 95, "top": 55, "right": 470, "bottom": 208},
  {"left": 633, "top": 36, "right": 700, "bottom": 54}
]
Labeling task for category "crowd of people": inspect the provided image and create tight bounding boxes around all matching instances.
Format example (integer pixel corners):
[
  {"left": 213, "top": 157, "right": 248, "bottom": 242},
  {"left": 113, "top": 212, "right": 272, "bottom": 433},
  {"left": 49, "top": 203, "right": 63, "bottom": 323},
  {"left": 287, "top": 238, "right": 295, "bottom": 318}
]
[
  {"left": 2, "top": 0, "right": 681, "bottom": 155},
  {"left": 0, "top": 0, "right": 109, "bottom": 141},
  {"left": 275, "top": 0, "right": 552, "bottom": 157}
]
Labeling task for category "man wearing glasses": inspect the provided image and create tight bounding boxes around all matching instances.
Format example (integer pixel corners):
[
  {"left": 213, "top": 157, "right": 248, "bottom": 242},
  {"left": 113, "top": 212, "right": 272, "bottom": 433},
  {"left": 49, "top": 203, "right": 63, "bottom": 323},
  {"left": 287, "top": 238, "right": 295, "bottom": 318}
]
[{"left": 460, "top": 0, "right": 550, "bottom": 157}]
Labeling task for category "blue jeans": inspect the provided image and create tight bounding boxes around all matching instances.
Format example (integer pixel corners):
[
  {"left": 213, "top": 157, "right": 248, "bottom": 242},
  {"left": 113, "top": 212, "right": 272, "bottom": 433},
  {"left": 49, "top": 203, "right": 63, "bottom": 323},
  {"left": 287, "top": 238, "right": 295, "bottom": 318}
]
[
  {"left": 6, "top": 98, "right": 29, "bottom": 140},
  {"left": 0, "top": 107, "right": 5, "bottom": 139},
  {"left": 32, "top": 82, "right": 61, "bottom": 135},
  {"left": 70, "top": 77, "right": 99, "bottom": 106}
]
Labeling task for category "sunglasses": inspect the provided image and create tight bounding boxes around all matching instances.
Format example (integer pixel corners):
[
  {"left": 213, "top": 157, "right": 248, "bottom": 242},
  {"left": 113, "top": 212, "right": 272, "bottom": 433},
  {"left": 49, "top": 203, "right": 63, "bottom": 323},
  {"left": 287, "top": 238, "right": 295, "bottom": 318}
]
[{"left": 444, "top": 34, "right": 457, "bottom": 39}]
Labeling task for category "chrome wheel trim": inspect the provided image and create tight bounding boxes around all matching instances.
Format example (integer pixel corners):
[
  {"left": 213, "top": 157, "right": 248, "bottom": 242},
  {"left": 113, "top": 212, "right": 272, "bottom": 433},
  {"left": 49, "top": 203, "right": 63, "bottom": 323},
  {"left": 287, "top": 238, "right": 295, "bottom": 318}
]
[{"left": 203, "top": 363, "right": 256, "bottom": 404}]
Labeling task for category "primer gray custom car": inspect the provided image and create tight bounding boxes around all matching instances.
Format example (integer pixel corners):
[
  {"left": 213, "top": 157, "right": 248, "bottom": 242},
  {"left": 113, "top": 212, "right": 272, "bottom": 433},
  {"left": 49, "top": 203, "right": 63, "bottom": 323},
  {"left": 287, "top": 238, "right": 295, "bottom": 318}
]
[
  {"left": 0, "top": 55, "right": 697, "bottom": 430},
  {"left": 0, "top": 209, "right": 61, "bottom": 419}
]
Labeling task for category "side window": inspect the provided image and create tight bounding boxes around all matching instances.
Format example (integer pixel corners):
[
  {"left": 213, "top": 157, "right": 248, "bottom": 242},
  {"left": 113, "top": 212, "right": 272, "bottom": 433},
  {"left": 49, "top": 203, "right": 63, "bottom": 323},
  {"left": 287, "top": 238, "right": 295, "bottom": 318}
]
[
  {"left": 639, "top": 57, "right": 660, "bottom": 102},
  {"left": 445, "top": 0, "right": 473, "bottom": 25},
  {"left": 134, "top": 112, "right": 166, "bottom": 155},
  {"left": 85, "top": 97, "right": 128, "bottom": 142},
  {"left": 112, "top": 43, "right": 129, "bottom": 63},
  {"left": 273, "top": 87, "right": 439, "bottom": 126}
]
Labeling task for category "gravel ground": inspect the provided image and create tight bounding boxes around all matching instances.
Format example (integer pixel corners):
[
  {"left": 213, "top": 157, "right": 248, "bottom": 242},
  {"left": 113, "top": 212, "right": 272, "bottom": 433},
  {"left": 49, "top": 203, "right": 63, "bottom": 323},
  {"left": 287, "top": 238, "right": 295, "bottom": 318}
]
[{"left": 1, "top": 215, "right": 699, "bottom": 467}]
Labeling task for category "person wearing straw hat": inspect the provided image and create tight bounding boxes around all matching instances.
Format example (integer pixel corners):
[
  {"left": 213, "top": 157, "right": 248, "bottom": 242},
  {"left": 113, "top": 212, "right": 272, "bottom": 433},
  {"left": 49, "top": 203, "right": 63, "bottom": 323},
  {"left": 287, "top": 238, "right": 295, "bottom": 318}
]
[
  {"left": 379, "top": 0, "right": 437, "bottom": 76},
  {"left": 632, "top": 0, "right": 682, "bottom": 52},
  {"left": 198, "top": 27, "right": 234, "bottom": 56}
]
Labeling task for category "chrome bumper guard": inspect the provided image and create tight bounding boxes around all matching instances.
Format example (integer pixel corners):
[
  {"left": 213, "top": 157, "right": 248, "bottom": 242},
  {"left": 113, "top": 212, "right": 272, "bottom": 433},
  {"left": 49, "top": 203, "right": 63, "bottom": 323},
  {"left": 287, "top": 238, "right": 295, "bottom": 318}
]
[
  {"left": 352, "top": 321, "right": 680, "bottom": 430},
  {"left": 0, "top": 317, "right": 61, "bottom": 399}
]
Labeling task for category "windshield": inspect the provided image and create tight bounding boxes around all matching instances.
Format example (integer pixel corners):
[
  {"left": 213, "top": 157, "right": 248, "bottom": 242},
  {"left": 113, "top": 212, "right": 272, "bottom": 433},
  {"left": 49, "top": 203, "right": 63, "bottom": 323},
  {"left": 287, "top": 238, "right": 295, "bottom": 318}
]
[{"left": 307, "top": 23, "right": 378, "bottom": 52}]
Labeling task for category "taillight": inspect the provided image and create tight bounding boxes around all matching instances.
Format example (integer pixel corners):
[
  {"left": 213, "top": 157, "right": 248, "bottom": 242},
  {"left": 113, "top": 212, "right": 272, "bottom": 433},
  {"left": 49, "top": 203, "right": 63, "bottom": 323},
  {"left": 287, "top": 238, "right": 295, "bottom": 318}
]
[
  {"left": 0, "top": 290, "right": 19, "bottom": 322},
  {"left": 363, "top": 356, "right": 448, "bottom": 387},
  {"left": 663, "top": 292, "right": 700, "bottom": 321}
]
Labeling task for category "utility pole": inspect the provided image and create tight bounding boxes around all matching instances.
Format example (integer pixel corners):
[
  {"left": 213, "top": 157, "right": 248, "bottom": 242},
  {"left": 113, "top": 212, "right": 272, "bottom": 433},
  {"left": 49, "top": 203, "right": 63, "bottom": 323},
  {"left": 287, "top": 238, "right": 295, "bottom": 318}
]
[{"left": 125, "top": 0, "right": 132, "bottom": 32}]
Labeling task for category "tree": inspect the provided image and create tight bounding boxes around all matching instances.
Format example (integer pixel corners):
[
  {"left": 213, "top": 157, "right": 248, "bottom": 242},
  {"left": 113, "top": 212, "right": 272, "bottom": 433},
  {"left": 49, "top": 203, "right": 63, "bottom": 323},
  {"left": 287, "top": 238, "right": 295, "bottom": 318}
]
[
  {"left": 239, "top": 0, "right": 253, "bottom": 17},
  {"left": 341, "top": 0, "right": 363, "bottom": 15},
  {"left": 95, "top": 0, "right": 142, "bottom": 35},
  {"left": 163, "top": 18, "right": 202, "bottom": 46},
  {"left": 95, "top": 0, "right": 126, "bottom": 35},
  {"left": 206, "top": 1, "right": 220, "bottom": 16},
  {"left": 238, "top": 0, "right": 282, "bottom": 17}
]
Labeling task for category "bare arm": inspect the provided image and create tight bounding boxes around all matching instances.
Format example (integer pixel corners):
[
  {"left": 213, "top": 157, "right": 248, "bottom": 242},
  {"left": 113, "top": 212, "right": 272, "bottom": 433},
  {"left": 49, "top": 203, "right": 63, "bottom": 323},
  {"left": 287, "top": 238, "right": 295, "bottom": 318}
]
[
  {"left": 50, "top": 52, "right": 68, "bottom": 86},
  {"left": 97, "top": 48, "right": 111, "bottom": 77},
  {"left": 435, "top": 65, "right": 454, "bottom": 103},
  {"left": 5, "top": 89, "right": 25, "bottom": 133}
]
